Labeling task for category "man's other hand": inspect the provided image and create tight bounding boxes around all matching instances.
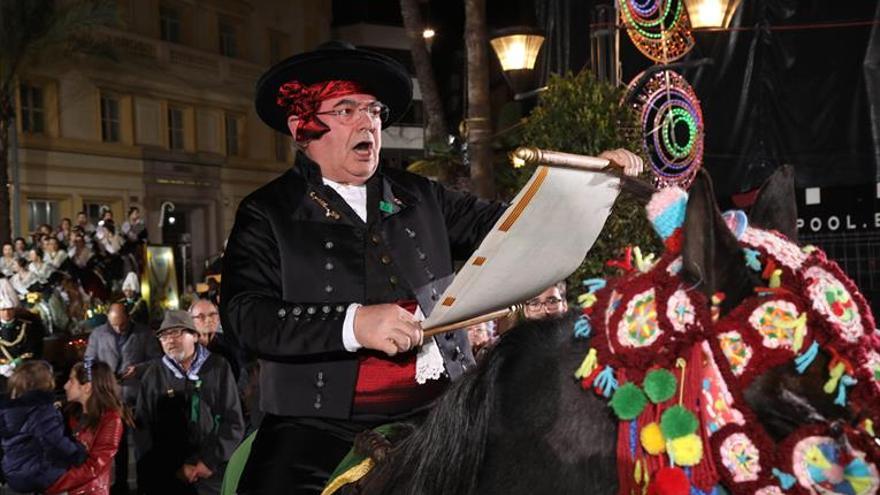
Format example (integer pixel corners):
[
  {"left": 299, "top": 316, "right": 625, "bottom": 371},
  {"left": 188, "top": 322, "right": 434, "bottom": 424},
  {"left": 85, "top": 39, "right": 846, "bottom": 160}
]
[
  {"left": 599, "top": 148, "right": 644, "bottom": 177},
  {"left": 353, "top": 304, "right": 423, "bottom": 356}
]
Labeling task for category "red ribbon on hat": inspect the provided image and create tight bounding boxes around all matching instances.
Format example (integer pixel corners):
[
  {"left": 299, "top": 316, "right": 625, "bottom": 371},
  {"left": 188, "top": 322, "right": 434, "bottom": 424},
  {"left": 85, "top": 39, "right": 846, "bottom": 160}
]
[{"left": 276, "top": 80, "right": 365, "bottom": 143}]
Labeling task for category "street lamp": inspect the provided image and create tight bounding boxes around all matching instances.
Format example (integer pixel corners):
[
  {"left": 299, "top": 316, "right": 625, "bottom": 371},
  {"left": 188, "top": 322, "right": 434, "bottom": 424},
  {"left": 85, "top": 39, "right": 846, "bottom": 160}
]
[
  {"left": 682, "top": 0, "right": 742, "bottom": 29},
  {"left": 158, "top": 201, "right": 176, "bottom": 228},
  {"left": 489, "top": 27, "right": 545, "bottom": 100}
]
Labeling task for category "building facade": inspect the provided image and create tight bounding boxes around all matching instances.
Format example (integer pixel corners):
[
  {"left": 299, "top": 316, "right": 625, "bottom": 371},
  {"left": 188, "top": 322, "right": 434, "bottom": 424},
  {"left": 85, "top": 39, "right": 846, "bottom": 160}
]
[{"left": 14, "top": 0, "right": 331, "bottom": 287}]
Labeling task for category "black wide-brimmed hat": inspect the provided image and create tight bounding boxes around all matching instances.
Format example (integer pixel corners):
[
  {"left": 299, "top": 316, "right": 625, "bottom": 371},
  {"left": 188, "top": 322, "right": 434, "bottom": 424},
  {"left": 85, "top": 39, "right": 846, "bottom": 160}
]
[{"left": 255, "top": 40, "right": 413, "bottom": 135}]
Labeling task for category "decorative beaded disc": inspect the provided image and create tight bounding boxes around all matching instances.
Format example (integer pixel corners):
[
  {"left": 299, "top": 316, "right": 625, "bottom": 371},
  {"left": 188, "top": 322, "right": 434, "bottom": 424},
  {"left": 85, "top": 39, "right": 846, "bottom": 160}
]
[
  {"left": 790, "top": 436, "right": 879, "bottom": 495},
  {"left": 618, "top": 0, "right": 695, "bottom": 63},
  {"left": 804, "top": 266, "right": 864, "bottom": 343},
  {"left": 627, "top": 70, "right": 704, "bottom": 188},
  {"left": 718, "top": 330, "right": 752, "bottom": 376},
  {"left": 719, "top": 432, "right": 762, "bottom": 482}
]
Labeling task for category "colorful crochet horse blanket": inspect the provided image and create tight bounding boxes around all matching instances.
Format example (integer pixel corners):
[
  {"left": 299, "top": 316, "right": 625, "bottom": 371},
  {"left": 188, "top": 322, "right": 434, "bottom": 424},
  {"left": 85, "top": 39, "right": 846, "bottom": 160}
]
[{"left": 574, "top": 187, "right": 880, "bottom": 495}]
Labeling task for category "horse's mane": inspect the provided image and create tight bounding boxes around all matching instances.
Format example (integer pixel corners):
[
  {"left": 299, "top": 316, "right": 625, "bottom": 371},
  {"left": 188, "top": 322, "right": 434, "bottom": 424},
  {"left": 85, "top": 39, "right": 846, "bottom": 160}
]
[{"left": 361, "top": 316, "right": 574, "bottom": 495}]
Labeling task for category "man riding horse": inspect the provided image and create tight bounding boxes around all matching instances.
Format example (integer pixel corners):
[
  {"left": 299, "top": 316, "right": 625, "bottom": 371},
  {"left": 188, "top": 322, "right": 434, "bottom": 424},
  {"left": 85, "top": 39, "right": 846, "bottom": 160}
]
[{"left": 220, "top": 41, "right": 642, "bottom": 494}]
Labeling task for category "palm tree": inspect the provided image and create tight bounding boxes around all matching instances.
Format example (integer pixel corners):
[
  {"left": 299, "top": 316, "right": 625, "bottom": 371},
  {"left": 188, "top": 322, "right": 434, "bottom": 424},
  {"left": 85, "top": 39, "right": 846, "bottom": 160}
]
[
  {"left": 400, "top": 0, "right": 449, "bottom": 151},
  {"left": 464, "top": 0, "right": 495, "bottom": 199},
  {"left": 0, "top": 0, "right": 117, "bottom": 243}
]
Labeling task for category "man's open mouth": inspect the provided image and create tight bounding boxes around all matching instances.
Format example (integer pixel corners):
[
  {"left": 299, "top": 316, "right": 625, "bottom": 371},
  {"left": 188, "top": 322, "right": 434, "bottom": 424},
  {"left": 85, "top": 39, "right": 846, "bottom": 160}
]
[{"left": 353, "top": 140, "right": 373, "bottom": 153}]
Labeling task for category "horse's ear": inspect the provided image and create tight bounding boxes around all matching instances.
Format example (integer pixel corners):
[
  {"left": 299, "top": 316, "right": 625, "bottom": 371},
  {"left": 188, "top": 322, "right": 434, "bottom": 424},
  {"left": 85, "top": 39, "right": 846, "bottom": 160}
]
[
  {"left": 748, "top": 165, "right": 798, "bottom": 242},
  {"left": 682, "top": 169, "right": 755, "bottom": 312}
]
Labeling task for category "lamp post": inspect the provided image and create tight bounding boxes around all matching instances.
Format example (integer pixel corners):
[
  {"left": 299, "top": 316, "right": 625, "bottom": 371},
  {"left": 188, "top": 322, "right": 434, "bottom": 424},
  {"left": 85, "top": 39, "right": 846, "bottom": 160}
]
[
  {"left": 489, "top": 26, "right": 546, "bottom": 100},
  {"left": 681, "top": 0, "right": 742, "bottom": 29}
]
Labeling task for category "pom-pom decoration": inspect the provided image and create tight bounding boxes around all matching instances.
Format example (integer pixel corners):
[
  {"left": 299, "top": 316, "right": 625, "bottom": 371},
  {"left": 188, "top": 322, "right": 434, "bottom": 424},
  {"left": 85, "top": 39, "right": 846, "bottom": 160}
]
[
  {"left": 668, "top": 433, "right": 704, "bottom": 466},
  {"left": 610, "top": 382, "right": 648, "bottom": 420},
  {"left": 641, "top": 421, "right": 667, "bottom": 455},
  {"left": 660, "top": 405, "right": 698, "bottom": 439},
  {"left": 647, "top": 466, "right": 691, "bottom": 495},
  {"left": 643, "top": 369, "right": 678, "bottom": 403}
]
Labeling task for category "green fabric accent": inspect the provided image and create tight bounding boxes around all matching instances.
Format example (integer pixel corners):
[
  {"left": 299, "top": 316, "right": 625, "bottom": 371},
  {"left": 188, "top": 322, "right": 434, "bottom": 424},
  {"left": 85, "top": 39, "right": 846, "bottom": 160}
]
[
  {"left": 221, "top": 429, "right": 258, "bottom": 495},
  {"left": 326, "top": 423, "right": 400, "bottom": 486},
  {"left": 379, "top": 201, "right": 394, "bottom": 213}
]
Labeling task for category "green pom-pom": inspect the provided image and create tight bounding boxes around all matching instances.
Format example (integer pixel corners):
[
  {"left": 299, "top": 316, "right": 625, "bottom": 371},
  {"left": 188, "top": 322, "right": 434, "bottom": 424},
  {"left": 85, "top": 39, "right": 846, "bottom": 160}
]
[
  {"left": 643, "top": 369, "right": 677, "bottom": 403},
  {"left": 610, "top": 382, "right": 648, "bottom": 420},
  {"left": 660, "top": 405, "right": 699, "bottom": 439}
]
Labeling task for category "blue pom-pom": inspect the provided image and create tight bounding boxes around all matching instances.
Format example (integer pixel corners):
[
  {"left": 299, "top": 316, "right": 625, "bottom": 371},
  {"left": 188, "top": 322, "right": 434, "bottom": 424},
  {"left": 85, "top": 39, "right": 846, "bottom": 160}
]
[
  {"left": 772, "top": 468, "right": 796, "bottom": 490},
  {"left": 794, "top": 341, "right": 819, "bottom": 374},
  {"left": 573, "top": 315, "right": 592, "bottom": 339}
]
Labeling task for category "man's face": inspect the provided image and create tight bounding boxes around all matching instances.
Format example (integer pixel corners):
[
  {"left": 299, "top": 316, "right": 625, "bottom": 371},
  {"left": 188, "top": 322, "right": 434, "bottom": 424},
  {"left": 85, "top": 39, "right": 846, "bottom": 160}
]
[
  {"left": 76, "top": 214, "right": 87, "bottom": 225},
  {"left": 159, "top": 328, "right": 197, "bottom": 363},
  {"left": 107, "top": 304, "right": 129, "bottom": 332},
  {"left": 523, "top": 286, "right": 568, "bottom": 320},
  {"left": 0, "top": 308, "right": 15, "bottom": 322},
  {"left": 130, "top": 209, "right": 140, "bottom": 222},
  {"left": 2, "top": 245, "right": 12, "bottom": 257},
  {"left": 190, "top": 300, "right": 220, "bottom": 344},
  {"left": 291, "top": 93, "right": 383, "bottom": 185}
]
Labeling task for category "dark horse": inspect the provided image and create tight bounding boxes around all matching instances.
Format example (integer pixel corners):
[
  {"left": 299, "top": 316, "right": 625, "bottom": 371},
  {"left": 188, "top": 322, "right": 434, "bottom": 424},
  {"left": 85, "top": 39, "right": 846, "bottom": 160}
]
[{"left": 340, "top": 167, "right": 876, "bottom": 495}]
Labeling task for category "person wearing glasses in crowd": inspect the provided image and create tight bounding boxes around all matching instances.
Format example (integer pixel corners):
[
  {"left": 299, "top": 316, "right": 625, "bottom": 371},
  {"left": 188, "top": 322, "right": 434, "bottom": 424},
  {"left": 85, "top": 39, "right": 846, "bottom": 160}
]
[
  {"left": 189, "top": 298, "right": 243, "bottom": 382},
  {"left": 135, "top": 310, "right": 243, "bottom": 495},
  {"left": 522, "top": 281, "right": 570, "bottom": 321},
  {"left": 221, "top": 41, "right": 644, "bottom": 494}
]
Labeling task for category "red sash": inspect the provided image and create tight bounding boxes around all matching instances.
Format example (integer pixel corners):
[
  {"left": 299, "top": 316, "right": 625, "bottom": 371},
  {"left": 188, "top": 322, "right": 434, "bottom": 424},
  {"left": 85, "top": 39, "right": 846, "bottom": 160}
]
[{"left": 352, "top": 300, "right": 446, "bottom": 415}]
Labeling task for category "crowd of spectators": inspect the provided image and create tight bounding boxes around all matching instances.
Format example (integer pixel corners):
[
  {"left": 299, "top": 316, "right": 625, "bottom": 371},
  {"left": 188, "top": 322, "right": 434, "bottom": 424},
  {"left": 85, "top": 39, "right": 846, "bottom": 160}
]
[{"left": 1, "top": 207, "right": 148, "bottom": 337}]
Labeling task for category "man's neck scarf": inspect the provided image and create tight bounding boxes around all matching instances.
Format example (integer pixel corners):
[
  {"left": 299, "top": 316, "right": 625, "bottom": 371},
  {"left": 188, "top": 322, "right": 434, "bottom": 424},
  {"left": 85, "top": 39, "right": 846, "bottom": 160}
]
[{"left": 276, "top": 80, "right": 365, "bottom": 143}]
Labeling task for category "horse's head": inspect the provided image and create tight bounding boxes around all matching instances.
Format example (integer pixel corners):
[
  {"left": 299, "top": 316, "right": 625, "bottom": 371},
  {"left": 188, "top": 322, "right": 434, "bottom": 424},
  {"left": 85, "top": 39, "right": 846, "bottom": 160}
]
[
  {"left": 682, "top": 167, "right": 852, "bottom": 440},
  {"left": 577, "top": 166, "right": 880, "bottom": 494}
]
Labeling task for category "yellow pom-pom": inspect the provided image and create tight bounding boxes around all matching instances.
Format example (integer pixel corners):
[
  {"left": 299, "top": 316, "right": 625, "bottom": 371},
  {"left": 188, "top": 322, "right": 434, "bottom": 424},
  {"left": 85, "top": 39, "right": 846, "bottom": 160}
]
[
  {"left": 640, "top": 422, "right": 666, "bottom": 455},
  {"left": 668, "top": 433, "right": 703, "bottom": 466}
]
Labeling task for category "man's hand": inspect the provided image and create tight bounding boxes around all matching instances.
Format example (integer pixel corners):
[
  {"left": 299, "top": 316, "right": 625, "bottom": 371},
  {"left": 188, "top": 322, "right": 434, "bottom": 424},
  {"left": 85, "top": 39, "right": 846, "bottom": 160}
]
[
  {"left": 193, "top": 461, "right": 213, "bottom": 479},
  {"left": 354, "top": 304, "right": 423, "bottom": 356},
  {"left": 177, "top": 464, "right": 198, "bottom": 483},
  {"left": 119, "top": 365, "right": 137, "bottom": 380},
  {"left": 599, "top": 148, "right": 644, "bottom": 177}
]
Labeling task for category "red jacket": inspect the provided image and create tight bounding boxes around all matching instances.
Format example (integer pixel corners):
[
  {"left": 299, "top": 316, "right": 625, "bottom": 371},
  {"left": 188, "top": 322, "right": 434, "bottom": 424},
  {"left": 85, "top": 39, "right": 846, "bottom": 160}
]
[{"left": 44, "top": 410, "right": 123, "bottom": 495}]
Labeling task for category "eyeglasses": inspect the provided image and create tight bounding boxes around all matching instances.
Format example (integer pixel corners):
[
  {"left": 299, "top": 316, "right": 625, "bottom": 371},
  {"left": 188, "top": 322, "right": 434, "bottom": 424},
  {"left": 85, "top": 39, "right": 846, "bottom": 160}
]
[
  {"left": 158, "top": 328, "right": 186, "bottom": 341},
  {"left": 524, "top": 297, "right": 565, "bottom": 312},
  {"left": 191, "top": 311, "right": 219, "bottom": 321},
  {"left": 314, "top": 101, "right": 389, "bottom": 125}
]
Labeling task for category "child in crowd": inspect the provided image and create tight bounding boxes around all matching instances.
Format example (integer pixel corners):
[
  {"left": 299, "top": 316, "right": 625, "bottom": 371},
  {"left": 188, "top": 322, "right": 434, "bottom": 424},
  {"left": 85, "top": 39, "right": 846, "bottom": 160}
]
[
  {"left": 44, "top": 360, "right": 127, "bottom": 495},
  {"left": 0, "top": 361, "right": 87, "bottom": 493}
]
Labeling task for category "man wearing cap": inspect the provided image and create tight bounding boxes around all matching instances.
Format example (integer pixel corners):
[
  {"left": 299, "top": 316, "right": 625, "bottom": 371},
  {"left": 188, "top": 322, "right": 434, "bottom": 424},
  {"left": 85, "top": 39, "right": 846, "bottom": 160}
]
[
  {"left": 135, "top": 310, "right": 244, "bottom": 495},
  {"left": 221, "top": 41, "right": 643, "bottom": 493},
  {"left": 0, "top": 278, "right": 43, "bottom": 381}
]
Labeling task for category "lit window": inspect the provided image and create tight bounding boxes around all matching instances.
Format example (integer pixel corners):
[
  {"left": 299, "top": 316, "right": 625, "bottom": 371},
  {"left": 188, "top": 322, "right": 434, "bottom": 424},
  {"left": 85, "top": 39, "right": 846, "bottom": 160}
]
[{"left": 28, "top": 199, "right": 59, "bottom": 233}]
